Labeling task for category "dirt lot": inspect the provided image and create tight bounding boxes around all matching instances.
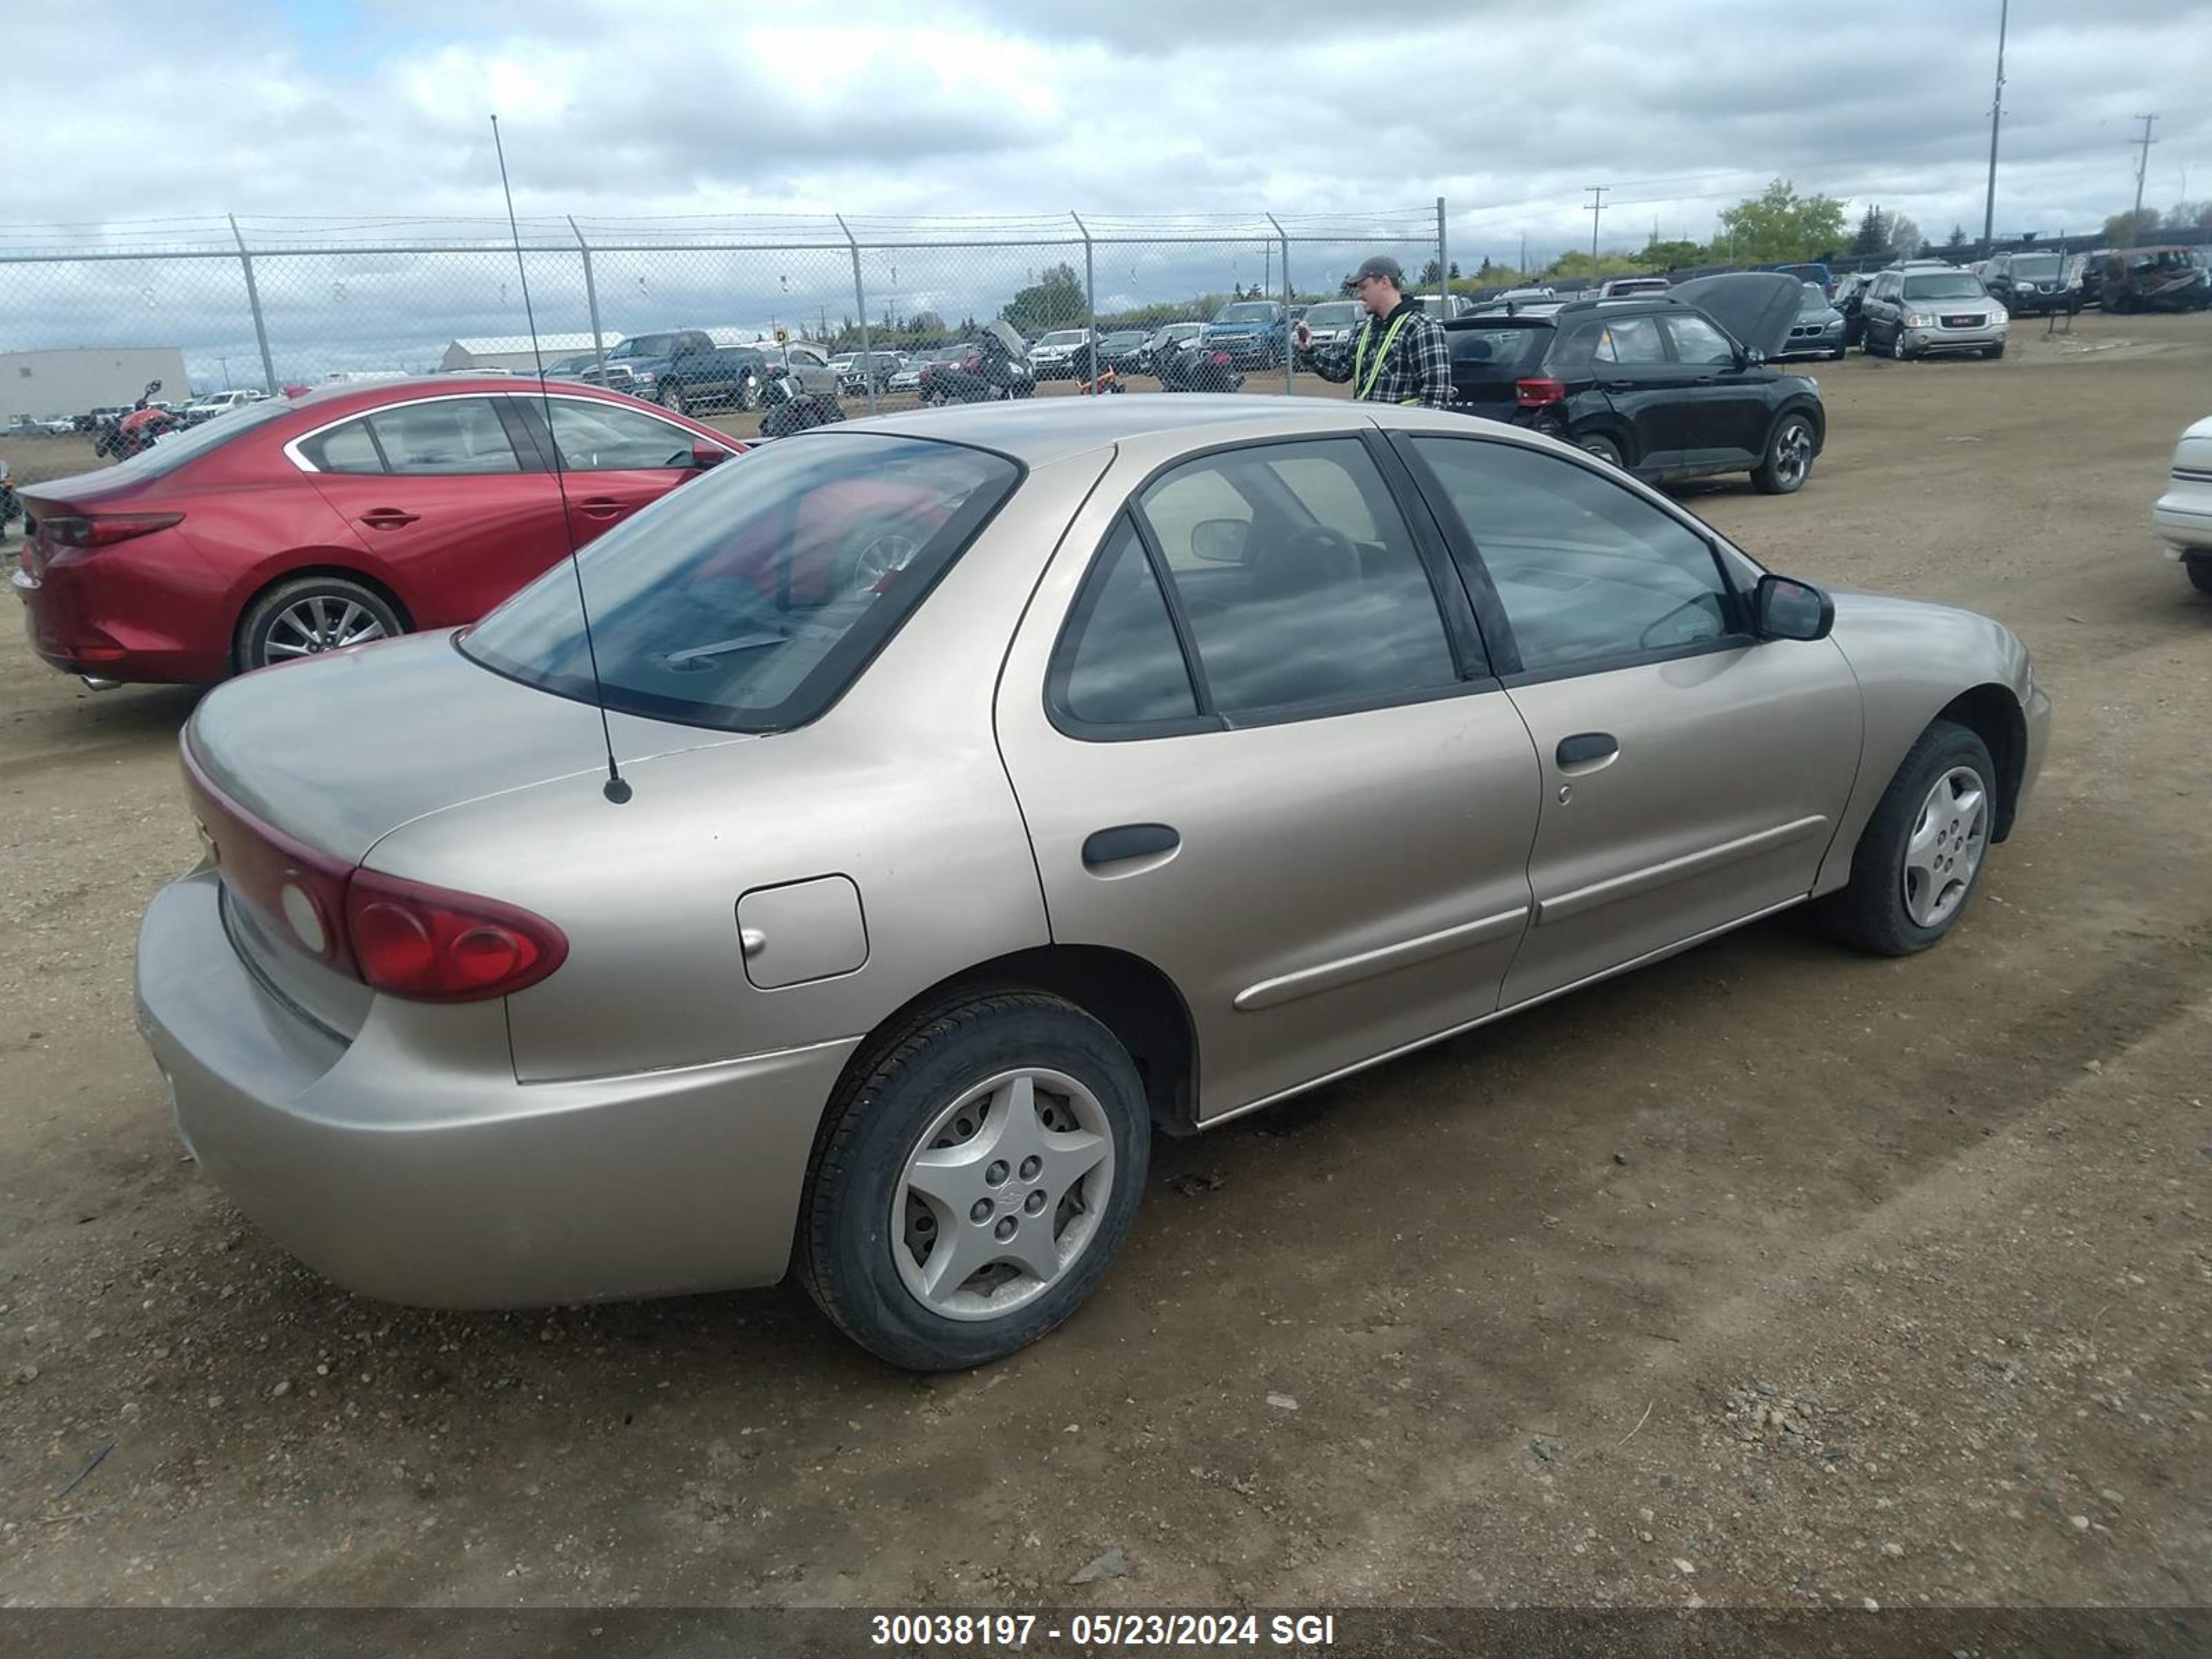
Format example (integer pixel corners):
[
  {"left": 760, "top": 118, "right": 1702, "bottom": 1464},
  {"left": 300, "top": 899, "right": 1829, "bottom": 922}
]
[{"left": 1, "top": 312, "right": 2208, "bottom": 1614}]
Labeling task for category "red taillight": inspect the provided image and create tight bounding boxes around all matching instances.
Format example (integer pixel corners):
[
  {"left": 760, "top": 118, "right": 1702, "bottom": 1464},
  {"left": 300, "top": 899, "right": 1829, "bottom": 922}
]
[
  {"left": 344, "top": 869, "right": 568, "bottom": 1002},
  {"left": 1515, "top": 378, "right": 1568, "bottom": 409},
  {"left": 39, "top": 512, "right": 183, "bottom": 550},
  {"left": 1210, "top": 351, "right": 1231, "bottom": 366}
]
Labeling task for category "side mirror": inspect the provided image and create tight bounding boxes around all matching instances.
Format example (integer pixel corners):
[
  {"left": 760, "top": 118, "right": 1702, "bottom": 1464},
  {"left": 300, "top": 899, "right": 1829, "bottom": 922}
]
[
  {"left": 1190, "top": 518, "right": 1251, "bottom": 563},
  {"left": 1754, "top": 574, "right": 1833, "bottom": 641},
  {"left": 692, "top": 441, "right": 729, "bottom": 469}
]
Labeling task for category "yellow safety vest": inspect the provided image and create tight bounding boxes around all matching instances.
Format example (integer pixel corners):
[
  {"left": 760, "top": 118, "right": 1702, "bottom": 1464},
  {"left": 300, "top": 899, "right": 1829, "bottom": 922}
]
[{"left": 1352, "top": 310, "right": 1413, "bottom": 401}]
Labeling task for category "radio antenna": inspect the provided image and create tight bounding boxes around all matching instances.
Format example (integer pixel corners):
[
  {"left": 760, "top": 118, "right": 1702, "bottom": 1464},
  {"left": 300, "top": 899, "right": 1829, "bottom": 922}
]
[{"left": 490, "top": 114, "right": 630, "bottom": 804}]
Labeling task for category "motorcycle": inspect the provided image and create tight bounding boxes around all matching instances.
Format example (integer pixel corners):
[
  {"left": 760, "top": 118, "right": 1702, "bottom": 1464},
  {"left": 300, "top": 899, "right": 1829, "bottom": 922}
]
[
  {"left": 91, "top": 379, "right": 180, "bottom": 462},
  {"left": 1152, "top": 337, "right": 1244, "bottom": 394},
  {"left": 919, "top": 321, "right": 1036, "bottom": 406},
  {"left": 755, "top": 365, "right": 847, "bottom": 440}
]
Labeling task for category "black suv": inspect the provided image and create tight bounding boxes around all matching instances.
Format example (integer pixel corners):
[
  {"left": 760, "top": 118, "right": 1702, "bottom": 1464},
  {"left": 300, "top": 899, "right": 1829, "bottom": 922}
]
[
  {"left": 1445, "top": 274, "right": 1826, "bottom": 494},
  {"left": 1982, "top": 249, "right": 2074, "bottom": 317}
]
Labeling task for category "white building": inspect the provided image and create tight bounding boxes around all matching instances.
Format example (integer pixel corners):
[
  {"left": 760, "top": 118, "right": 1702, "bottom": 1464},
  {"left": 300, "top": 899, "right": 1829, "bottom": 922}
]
[
  {"left": 0, "top": 346, "right": 192, "bottom": 424},
  {"left": 438, "top": 332, "right": 624, "bottom": 373}
]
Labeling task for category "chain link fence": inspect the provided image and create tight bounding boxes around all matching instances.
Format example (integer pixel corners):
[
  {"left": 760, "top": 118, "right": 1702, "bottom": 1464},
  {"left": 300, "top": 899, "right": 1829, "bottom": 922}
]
[{"left": 0, "top": 207, "right": 1456, "bottom": 487}]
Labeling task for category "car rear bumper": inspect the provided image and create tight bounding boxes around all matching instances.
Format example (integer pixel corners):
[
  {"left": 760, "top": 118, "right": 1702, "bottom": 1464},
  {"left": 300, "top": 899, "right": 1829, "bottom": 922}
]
[
  {"left": 12, "top": 561, "right": 229, "bottom": 684},
  {"left": 135, "top": 870, "right": 861, "bottom": 1309}
]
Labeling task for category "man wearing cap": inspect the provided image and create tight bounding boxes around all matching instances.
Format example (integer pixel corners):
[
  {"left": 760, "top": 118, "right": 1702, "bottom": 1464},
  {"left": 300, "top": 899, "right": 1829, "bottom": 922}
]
[{"left": 1292, "top": 254, "right": 1452, "bottom": 409}]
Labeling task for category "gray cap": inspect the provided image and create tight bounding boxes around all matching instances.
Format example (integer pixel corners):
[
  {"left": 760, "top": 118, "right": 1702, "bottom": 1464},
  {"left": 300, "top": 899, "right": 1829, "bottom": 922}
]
[{"left": 1341, "top": 254, "right": 1405, "bottom": 292}]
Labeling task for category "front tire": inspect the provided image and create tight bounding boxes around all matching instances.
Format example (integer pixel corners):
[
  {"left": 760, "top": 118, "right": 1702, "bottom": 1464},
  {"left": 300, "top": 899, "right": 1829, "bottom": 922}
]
[
  {"left": 1890, "top": 327, "right": 1910, "bottom": 362},
  {"left": 1751, "top": 412, "right": 1817, "bottom": 494},
  {"left": 1816, "top": 719, "right": 1996, "bottom": 956},
  {"left": 736, "top": 374, "right": 762, "bottom": 413},
  {"left": 2186, "top": 556, "right": 2212, "bottom": 594},
  {"left": 798, "top": 992, "right": 1152, "bottom": 1371},
  {"left": 656, "top": 380, "right": 688, "bottom": 415}
]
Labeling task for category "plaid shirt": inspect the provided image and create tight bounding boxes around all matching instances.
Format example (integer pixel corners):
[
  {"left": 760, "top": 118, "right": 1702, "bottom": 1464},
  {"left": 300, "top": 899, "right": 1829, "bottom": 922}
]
[{"left": 1306, "top": 300, "right": 1452, "bottom": 409}]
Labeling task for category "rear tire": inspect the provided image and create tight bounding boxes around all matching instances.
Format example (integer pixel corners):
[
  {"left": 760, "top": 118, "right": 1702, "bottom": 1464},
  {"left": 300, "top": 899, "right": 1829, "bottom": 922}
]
[
  {"left": 657, "top": 380, "right": 688, "bottom": 415},
  {"left": 798, "top": 991, "right": 1152, "bottom": 1371},
  {"left": 2186, "top": 556, "right": 2212, "bottom": 594},
  {"left": 236, "top": 576, "right": 404, "bottom": 675},
  {"left": 1576, "top": 433, "right": 1626, "bottom": 469},
  {"left": 1815, "top": 719, "right": 1996, "bottom": 956}
]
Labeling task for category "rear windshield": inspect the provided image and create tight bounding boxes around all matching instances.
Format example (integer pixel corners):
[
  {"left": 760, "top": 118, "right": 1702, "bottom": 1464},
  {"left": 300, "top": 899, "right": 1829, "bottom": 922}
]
[
  {"left": 1446, "top": 325, "right": 1548, "bottom": 377},
  {"left": 1213, "top": 303, "right": 1276, "bottom": 324},
  {"left": 88, "top": 397, "right": 296, "bottom": 482},
  {"left": 1902, "top": 274, "right": 1987, "bottom": 301},
  {"left": 460, "top": 434, "right": 1020, "bottom": 733}
]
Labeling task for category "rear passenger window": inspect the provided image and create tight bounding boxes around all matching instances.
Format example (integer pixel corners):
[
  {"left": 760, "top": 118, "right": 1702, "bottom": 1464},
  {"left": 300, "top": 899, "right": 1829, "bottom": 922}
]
[
  {"left": 300, "top": 419, "right": 384, "bottom": 474},
  {"left": 1054, "top": 518, "right": 1200, "bottom": 729},
  {"left": 366, "top": 399, "right": 521, "bottom": 475},
  {"left": 1591, "top": 316, "right": 1667, "bottom": 364},
  {"left": 1137, "top": 438, "right": 1464, "bottom": 719}
]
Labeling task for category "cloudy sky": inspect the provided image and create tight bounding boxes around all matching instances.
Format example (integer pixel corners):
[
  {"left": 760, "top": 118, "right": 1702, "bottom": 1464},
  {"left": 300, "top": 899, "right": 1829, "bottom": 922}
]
[{"left": 8, "top": 1, "right": 2210, "bottom": 384}]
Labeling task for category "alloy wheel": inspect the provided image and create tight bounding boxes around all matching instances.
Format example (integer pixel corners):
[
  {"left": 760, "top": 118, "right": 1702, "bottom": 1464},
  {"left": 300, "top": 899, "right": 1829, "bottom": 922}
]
[
  {"left": 890, "top": 1069, "right": 1116, "bottom": 1322},
  {"left": 1902, "top": 765, "right": 1989, "bottom": 929},
  {"left": 1771, "top": 420, "right": 1814, "bottom": 488},
  {"left": 263, "top": 594, "right": 388, "bottom": 663}
]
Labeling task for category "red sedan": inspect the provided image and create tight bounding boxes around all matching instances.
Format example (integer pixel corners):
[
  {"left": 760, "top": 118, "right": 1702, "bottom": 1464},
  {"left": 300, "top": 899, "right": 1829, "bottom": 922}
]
[{"left": 12, "top": 377, "right": 744, "bottom": 687}]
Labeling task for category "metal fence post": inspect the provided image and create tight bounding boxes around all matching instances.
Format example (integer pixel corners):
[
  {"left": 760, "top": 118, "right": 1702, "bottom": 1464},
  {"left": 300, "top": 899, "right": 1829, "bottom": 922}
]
[
  {"left": 227, "top": 214, "right": 278, "bottom": 394},
  {"left": 1071, "top": 212, "right": 1096, "bottom": 384},
  {"left": 835, "top": 215, "right": 877, "bottom": 416},
  {"left": 1436, "top": 196, "right": 1449, "bottom": 317},
  {"left": 568, "top": 216, "right": 608, "bottom": 385},
  {"left": 1267, "top": 212, "right": 1293, "bottom": 394}
]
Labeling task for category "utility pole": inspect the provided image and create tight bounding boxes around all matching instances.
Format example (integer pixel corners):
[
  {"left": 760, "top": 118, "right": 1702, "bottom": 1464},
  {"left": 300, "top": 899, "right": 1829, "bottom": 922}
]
[
  {"left": 2130, "top": 113, "right": 2159, "bottom": 241},
  {"left": 1518, "top": 230, "right": 1527, "bottom": 274},
  {"left": 1584, "top": 185, "right": 1609, "bottom": 265},
  {"left": 1980, "top": 0, "right": 2007, "bottom": 251}
]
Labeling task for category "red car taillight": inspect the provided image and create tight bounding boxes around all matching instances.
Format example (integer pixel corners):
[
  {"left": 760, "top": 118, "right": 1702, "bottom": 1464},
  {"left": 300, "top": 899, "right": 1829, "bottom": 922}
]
[
  {"left": 182, "top": 742, "right": 567, "bottom": 1003},
  {"left": 344, "top": 869, "right": 568, "bottom": 1002},
  {"left": 38, "top": 512, "right": 183, "bottom": 550},
  {"left": 1515, "top": 378, "right": 1568, "bottom": 409}
]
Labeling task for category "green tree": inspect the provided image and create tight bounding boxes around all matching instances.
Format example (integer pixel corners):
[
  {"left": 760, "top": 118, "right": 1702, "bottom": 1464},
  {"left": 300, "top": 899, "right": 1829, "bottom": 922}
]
[
  {"left": 1851, "top": 206, "right": 1888, "bottom": 256},
  {"left": 1635, "top": 238, "right": 1707, "bottom": 270},
  {"left": 1716, "top": 179, "right": 1848, "bottom": 265},
  {"left": 1944, "top": 223, "right": 1970, "bottom": 254},
  {"left": 2103, "top": 207, "right": 2162, "bottom": 245},
  {"left": 1000, "top": 262, "right": 1087, "bottom": 332}
]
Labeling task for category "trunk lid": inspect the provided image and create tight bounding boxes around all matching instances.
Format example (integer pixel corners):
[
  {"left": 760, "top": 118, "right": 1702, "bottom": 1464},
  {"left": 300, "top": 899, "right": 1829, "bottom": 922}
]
[
  {"left": 183, "top": 630, "right": 742, "bottom": 1036},
  {"left": 1443, "top": 319, "right": 1554, "bottom": 415}
]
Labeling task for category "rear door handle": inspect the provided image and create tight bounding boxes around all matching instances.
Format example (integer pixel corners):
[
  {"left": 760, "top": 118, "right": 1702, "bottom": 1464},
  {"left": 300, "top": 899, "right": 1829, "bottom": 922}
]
[
  {"left": 357, "top": 508, "right": 418, "bottom": 529},
  {"left": 1556, "top": 732, "right": 1619, "bottom": 767},
  {"left": 576, "top": 496, "right": 626, "bottom": 520},
  {"left": 1082, "top": 823, "right": 1179, "bottom": 870}
]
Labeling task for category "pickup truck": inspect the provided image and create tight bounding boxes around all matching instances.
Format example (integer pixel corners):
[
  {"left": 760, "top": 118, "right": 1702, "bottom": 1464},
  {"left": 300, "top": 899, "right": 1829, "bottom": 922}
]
[
  {"left": 1203, "top": 301, "right": 1288, "bottom": 369},
  {"left": 577, "top": 330, "right": 778, "bottom": 414}
]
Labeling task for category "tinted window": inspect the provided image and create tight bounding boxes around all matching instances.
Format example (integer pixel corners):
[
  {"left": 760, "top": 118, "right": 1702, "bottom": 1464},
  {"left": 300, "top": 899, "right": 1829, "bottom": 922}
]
[
  {"left": 541, "top": 400, "right": 697, "bottom": 471},
  {"left": 1410, "top": 437, "right": 1736, "bottom": 675},
  {"left": 300, "top": 418, "right": 384, "bottom": 474},
  {"left": 1056, "top": 518, "right": 1199, "bottom": 727},
  {"left": 1447, "top": 325, "right": 1547, "bottom": 376},
  {"left": 98, "top": 397, "right": 294, "bottom": 481},
  {"left": 368, "top": 399, "right": 521, "bottom": 475},
  {"left": 1664, "top": 315, "right": 1738, "bottom": 365},
  {"left": 462, "top": 435, "right": 1018, "bottom": 733},
  {"left": 1591, "top": 316, "right": 1667, "bottom": 364},
  {"left": 1136, "top": 438, "right": 1462, "bottom": 718}
]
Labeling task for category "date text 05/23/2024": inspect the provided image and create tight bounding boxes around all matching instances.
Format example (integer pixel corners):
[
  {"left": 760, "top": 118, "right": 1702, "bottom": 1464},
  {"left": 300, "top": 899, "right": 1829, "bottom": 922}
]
[{"left": 870, "top": 1611, "right": 1339, "bottom": 1649}]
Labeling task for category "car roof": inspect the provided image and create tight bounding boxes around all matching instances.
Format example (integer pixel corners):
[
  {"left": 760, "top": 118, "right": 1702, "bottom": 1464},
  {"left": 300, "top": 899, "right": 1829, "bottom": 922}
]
[{"left": 843, "top": 394, "right": 1441, "bottom": 466}]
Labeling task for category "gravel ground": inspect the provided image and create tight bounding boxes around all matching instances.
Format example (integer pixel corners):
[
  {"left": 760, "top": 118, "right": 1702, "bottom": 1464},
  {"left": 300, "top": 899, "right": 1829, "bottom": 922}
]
[{"left": 1, "top": 310, "right": 2208, "bottom": 1611}]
